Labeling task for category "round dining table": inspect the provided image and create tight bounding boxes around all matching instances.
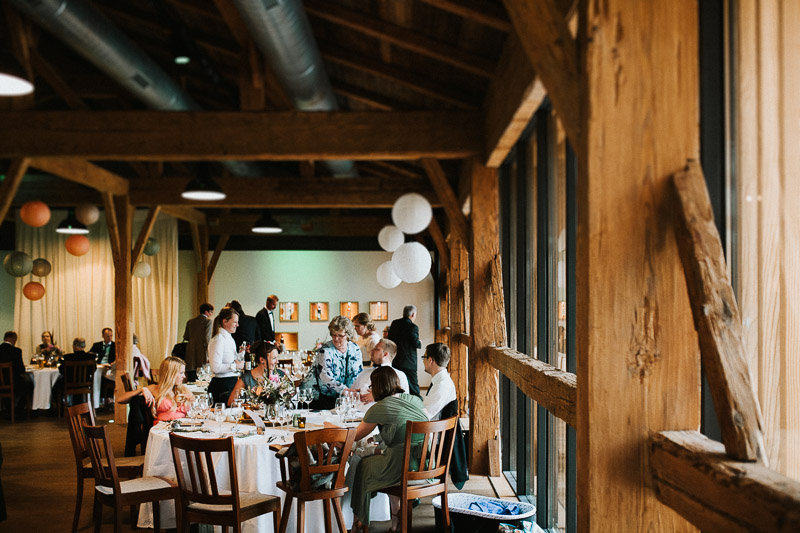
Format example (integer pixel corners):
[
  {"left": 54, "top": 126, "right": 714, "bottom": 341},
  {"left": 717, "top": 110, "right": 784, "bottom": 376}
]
[
  {"left": 25, "top": 366, "right": 60, "bottom": 410},
  {"left": 137, "top": 411, "right": 390, "bottom": 532}
]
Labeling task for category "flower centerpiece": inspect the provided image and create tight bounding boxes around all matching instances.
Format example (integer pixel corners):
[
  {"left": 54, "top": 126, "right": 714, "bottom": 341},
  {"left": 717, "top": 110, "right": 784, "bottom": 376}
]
[{"left": 243, "top": 371, "right": 295, "bottom": 407}]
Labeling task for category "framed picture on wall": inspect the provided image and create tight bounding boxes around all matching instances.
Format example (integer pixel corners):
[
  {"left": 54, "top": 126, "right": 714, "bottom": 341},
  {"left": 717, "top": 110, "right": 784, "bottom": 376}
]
[
  {"left": 276, "top": 332, "right": 298, "bottom": 350},
  {"left": 339, "top": 301, "right": 359, "bottom": 320},
  {"left": 309, "top": 302, "right": 329, "bottom": 322},
  {"left": 279, "top": 301, "right": 299, "bottom": 322},
  {"left": 369, "top": 301, "right": 389, "bottom": 321}
]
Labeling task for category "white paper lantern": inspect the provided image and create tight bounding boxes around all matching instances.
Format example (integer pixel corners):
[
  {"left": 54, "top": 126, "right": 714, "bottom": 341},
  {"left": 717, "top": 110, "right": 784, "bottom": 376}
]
[
  {"left": 391, "top": 242, "right": 431, "bottom": 283},
  {"left": 391, "top": 193, "right": 432, "bottom": 235},
  {"left": 376, "top": 261, "right": 401, "bottom": 289},
  {"left": 377, "top": 225, "right": 405, "bottom": 252},
  {"left": 75, "top": 204, "right": 100, "bottom": 225},
  {"left": 132, "top": 261, "right": 152, "bottom": 278}
]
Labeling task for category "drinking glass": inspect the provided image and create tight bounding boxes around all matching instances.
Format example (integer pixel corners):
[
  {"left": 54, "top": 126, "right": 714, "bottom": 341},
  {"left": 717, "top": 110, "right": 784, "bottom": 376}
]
[
  {"left": 213, "top": 403, "right": 226, "bottom": 435},
  {"left": 230, "top": 399, "right": 243, "bottom": 434},
  {"left": 302, "top": 390, "right": 311, "bottom": 412},
  {"left": 335, "top": 397, "right": 346, "bottom": 425}
]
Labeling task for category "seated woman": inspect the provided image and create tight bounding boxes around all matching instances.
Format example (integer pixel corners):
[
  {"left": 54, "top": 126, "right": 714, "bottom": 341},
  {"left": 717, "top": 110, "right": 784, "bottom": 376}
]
[
  {"left": 300, "top": 315, "right": 363, "bottom": 410},
  {"left": 118, "top": 356, "right": 194, "bottom": 424},
  {"left": 348, "top": 366, "right": 428, "bottom": 533},
  {"left": 227, "top": 340, "right": 288, "bottom": 405},
  {"left": 35, "top": 330, "right": 61, "bottom": 360}
]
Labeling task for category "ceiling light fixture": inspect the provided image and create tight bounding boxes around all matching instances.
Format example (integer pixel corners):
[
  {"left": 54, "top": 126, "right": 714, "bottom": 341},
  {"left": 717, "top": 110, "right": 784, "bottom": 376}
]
[
  {"left": 181, "top": 168, "right": 226, "bottom": 201},
  {"left": 56, "top": 209, "right": 89, "bottom": 234},
  {"left": 0, "top": 50, "right": 34, "bottom": 96},
  {"left": 251, "top": 211, "right": 282, "bottom": 234},
  {"left": 170, "top": 28, "right": 192, "bottom": 65}
]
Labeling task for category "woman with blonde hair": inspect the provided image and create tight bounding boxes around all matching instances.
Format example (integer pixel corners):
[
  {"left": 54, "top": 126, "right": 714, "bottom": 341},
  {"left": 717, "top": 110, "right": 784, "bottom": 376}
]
[
  {"left": 352, "top": 313, "right": 380, "bottom": 366},
  {"left": 118, "top": 356, "right": 194, "bottom": 423},
  {"left": 207, "top": 306, "right": 246, "bottom": 404}
]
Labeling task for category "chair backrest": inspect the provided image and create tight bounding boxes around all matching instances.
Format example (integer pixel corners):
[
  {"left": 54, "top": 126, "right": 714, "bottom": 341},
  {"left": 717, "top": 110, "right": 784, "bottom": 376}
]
[
  {"left": 83, "top": 424, "right": 122, "bottom": 496},
  {"left": 67, "top": 402, "right": 97, "bottom": 469},
  {"left": 0, "top": 362, "right": 14, "bottom": 399},
  {"left": 120, "top": 372, "right": 134, "bottom": 393},
  {"left": 149, "top": 368, "right": 160, "bottom": 384},
  {"left": 63, "top": 360, "right": 96, "bottom": 395},
  {"left": 401, "top": 416, "right": 457, "bottom": 484},
  {"left": 293, "top": 427, "right": 357, "bottom": 493},
  {"left": 169, "top": 433, "right": 241, "bottom": 510}
]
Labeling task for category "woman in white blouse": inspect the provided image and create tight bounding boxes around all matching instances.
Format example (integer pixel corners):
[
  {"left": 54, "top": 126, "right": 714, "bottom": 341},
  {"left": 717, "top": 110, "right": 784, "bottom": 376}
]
[{"left": 207, "top": 307, "right": 245, "bottom": 405}]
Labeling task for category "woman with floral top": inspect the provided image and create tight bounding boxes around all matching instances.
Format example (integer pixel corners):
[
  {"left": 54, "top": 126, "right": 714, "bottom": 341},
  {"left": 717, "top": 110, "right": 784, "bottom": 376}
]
[{"left": 301, "top": 315, "right": 363, "bottom": 410}]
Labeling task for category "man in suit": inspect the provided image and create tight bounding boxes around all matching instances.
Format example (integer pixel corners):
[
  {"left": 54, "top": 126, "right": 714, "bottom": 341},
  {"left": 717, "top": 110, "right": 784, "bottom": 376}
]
[
  {"left": 90, "top": 328, "right": 115, "bottom": 406},
  {"left": 53, "top": 337, "right": 96, "bottom": 406},
  {"left": 182, "top": 302, "right": 214, "bottom": 372},
  {"left": 0, "top": 331, "right": 33, "bottom": 416},
  {"left": 255, "top": 294, "right": 279, "bottom": 342},
  {"left": 388, "top": 304, "right": 422, "bottom": 397},
  {"left": 229, "top": 300, "right": 261, "bottom": 348}
]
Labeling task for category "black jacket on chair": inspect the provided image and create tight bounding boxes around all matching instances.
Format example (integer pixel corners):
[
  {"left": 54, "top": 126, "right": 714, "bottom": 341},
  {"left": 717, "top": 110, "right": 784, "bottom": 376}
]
[
  {"left": 441, "top": 399, "right": 468, "bottom": 490},
  {"left": 124, "top": 395, "right": 154, "bottom": 457}
]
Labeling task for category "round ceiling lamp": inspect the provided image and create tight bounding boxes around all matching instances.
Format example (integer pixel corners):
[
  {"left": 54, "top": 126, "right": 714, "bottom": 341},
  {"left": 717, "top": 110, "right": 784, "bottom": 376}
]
[
  {"left": 0, "top": 50, "right": 34, "bottom": 96},
  {"left": 376, "top": 261, "right": 402, "bottom": 289},
  {"left": 3, "top": 251, "right": 32, "bottom": 277},
  {"left": 75, "top": 204, "right": 100, "bottom": 226},
  {"left": 31, "top": 258, "right": 52, "bottom": 277},
  {"left": 391, "top": 193, "right": 433, "bottom": 235},
  {"left": 181, "top": 167, "right": 226, "bottom": 201},
  {"left": 378, "top": 225, "right": 405, "bottom": 252},
  {"left": 251, "top": 211, "right": 282, "bottom": 234},
  {"left": 56, "top": 209, "right": 89, "bottom": 235},
  {"left": 65, "top": 235, "right": 90, "bottom": 256},
  {"left": 133, "top": 261, "right": 152, "bottom": 278},
  {"left": 23, "top": 281, "right": 45, "bottom": 301},
  {"left": 391, "top": 242, "right": 432, "bottom": 283},
  {"left": 20, "top": 201, "right": 51, "bottom": 227},
  {"left": 143, "top": 238, "right": 160, "bottom": 256}
]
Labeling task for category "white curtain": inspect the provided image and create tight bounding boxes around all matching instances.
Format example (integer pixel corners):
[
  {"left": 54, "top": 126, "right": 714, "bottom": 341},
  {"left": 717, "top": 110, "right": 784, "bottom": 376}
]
[{"left": 14, "top": 209, "right": 178, "bottom": 369}]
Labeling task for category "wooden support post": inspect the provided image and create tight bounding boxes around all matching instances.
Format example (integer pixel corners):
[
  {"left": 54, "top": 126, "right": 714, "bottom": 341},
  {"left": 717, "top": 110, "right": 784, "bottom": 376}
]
[
  {"left": 130, "top": 206, "right": 160, "bottom": 273},
  {"left": 110, "top": 195, "right": 132, "bottom": 424},
  {"left": 577, "top": 0, "right": 700, "bottom": 529},
  {"left": 207, "top": 234, "right": 230, "bottom": 283},
  {"left": 448, "top": 237, "right": 469, "bottom": 417},
  {"left": 468, "top": 158, "right": 505, "bottom": 475},
  {"left": 191, "top": 223, "right": 209, "bottom": 308}
]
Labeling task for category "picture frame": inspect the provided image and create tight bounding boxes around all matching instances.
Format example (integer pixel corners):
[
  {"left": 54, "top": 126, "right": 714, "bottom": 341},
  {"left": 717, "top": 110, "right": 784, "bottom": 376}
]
[
  {"left": 369, "top": 301, "right": 389, "bottom": 321},
  {"left": 276, "top": 332, "right": 299, "bottom": 351},
  {"left": 339, "top": 301, "right": 359, "bottom": 320},
  {"left": 279, "top": 301, "right": 299, "bottom": 322},
  {"left": 309, "top": 302, "right": 329, "bottom": 322}
]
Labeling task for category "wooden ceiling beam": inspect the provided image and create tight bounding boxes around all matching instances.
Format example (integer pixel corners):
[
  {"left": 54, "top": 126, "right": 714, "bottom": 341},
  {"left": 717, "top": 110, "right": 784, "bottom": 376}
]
[
  {"left": 331, "top": 82, "right": 401, "bottom": 111},
  {"left": 304, "top": 0, "right": 496, "bottom": 78},
  {"left": 483, "top": 34, "right": 546, "bottom": 167},
  {"left": 127, "top": 176, "right": 440, "bottom": 208},
  {"left": 205, "top": 213, "right": 393, "bottom": 237},
  {"left": 130, "top": 206, "right": 160, "bottom": 273},
  {"left": 161, "top": 206, "right": 207, "bottom": 226},
  {"left": 422, "top": 158, "right": 469, "bottom": 245},
  {"left": 0, "top": 110, "right": 482, "bottom": 160},
  {"left": 0, "top": 158, "right": 30, "bottom": 224},
  {"left": 28, "top": 157, "right": 129, "bottom": 195},
  {"left": 418, "top": 0, "right": 513, "bottom": 32},
  {"left": 502, "top": 0, "right": 581, "bottom": 151},
  {"left": 321, "top": 44, "right": 481, "bottom": 109}
]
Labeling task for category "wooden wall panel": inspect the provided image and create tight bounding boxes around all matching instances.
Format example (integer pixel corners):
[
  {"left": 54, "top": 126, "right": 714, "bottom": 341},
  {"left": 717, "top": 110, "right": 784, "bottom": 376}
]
[
  {"left": 577, "top": 0, "right": 700, "bottom": 529},
  {"left": 735, "top": 0, "right": 800, "bottom": 479}
]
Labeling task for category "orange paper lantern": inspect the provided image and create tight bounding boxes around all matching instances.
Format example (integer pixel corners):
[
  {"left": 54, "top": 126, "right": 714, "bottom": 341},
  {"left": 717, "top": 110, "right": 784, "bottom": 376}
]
[
  {"left": 23, "top": 281, "right": 45, "bottom": 301},
  {"left": 65, "top": 234, "right": 90, "bottom": 256},
  {"left": 20, "top": 201, "right": 51, "bottom": 227}
]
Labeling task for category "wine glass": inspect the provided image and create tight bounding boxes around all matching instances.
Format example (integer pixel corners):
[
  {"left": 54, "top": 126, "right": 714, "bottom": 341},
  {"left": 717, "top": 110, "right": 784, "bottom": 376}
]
[
  {"left": 213, "top": 403, "right": 226, "bottom": 435},
  {"left": 335, "top": 397, "right": 346, "bottom": 425},
  {"left": 230, "top": 399, "right": 243, "bottom": 434},
  {"left": 195, "top": 397, "right": 209, "bottom": 426},
  {"left": 302, "top": 390, "right": 311, "bottom": 412}
]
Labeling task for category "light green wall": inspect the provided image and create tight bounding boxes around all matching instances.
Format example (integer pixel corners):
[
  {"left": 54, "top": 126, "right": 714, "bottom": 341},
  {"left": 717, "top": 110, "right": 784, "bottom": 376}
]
[
  {"left": 178, "top": 250, "right": 435, "bottom": 386},
  {"left": 0, "top": 251, "right": 16, "bottom": 331}
]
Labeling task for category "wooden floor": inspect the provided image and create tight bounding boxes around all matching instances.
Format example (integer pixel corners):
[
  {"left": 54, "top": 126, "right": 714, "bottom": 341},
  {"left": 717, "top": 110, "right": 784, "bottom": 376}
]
[{"left": 0, "top": 409, "right": 506, "bottom": 532}]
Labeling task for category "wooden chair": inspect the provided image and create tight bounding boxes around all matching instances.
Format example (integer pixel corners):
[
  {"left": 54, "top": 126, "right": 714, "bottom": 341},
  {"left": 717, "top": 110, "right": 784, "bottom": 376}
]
[
  {"left": 274, "top": 426, "right": 357, "bottom": 533},
  {"left": 59, "top": 359, "right": 96, "bottom": 417},
  {"left": 120, "top": 372, "right": 134, "bottom": 393},
  {"left": 0, "top": 362, "right": 16, "bottom": 422},
  {"left": 66, "top": 402, "right": 145, "bottom": 532},
  {"left": 169, "top": 432, "right": 282, "bottom": 533},
  {"left": 377, "top": 417, "right": 458, "bottom": 533},
  {"left": 149, "top": 368, "right": 160, "bottom": 385},
  {"left": 84, "top": 423, "right": 178, "bottom": 532}
]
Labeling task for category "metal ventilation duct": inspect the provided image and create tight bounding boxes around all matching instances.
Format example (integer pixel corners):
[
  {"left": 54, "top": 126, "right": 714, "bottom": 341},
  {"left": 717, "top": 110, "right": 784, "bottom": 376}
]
[
  {"left": 232, "top": 0, "right": 357, "bottom": 177},
  {"left": 9, "top": 0, "right": 261, "bottom": 177}
]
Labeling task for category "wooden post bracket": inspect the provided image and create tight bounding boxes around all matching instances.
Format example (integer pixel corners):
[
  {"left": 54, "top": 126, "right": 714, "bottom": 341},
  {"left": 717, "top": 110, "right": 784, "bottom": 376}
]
[{"left": 672, "top": 162, "right": 767, "bottom": 464}]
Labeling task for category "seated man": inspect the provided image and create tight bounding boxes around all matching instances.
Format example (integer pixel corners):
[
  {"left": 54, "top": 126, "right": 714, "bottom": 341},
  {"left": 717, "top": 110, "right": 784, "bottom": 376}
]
[
  {"left": 53, "top": 337, "right": 96, "bottom": 407},
  {"left": 422, "top": 342, "right": 457, "bottom": 420},
  {"left": 0, "top": 331, "right": 33, "bottom": 416},
  {"left": 90, "top": 327, "right": 115, "bottom": 406},
  {"left": 348, "top": 339, "right": 409, "bottom": 408}
]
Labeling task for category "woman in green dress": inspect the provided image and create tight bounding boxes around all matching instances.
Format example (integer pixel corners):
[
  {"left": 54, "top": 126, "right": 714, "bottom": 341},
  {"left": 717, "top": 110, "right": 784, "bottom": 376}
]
[{"left": 349, "top": 366, "right": 428, "bottom": 533}]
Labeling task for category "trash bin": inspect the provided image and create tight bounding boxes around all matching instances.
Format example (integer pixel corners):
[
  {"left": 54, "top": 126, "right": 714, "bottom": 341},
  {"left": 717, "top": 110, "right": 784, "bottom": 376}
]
[{"left": 432, "top": 493, "right": 536, "bottom": 533}]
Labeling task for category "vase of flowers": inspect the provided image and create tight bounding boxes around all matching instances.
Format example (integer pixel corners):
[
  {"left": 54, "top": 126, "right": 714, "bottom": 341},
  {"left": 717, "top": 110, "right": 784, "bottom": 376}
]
[{"left": 242, "top": 371, "right": 295, "bottom": 408}]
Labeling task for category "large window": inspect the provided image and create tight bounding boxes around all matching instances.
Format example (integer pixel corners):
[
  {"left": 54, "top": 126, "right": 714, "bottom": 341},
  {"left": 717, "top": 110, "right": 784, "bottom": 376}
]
[{"left": 499, "top": 101, "right": 576, "bottom": 532}]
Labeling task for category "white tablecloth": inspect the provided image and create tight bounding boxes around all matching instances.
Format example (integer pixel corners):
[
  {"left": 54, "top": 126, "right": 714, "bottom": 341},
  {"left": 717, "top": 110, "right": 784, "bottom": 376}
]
[
  {"left": 92, "top": 364, "right": 109, "bottom": 408},
  {"left": 25, "top": 367, "right": 59, "bottom": 410},
  {"left": 138, "top": 412, "right": 389, "bottom": 532}
]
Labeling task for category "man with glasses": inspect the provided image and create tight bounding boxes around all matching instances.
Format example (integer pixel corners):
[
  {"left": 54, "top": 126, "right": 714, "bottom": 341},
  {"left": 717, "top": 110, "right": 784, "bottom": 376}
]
[
  {"left": 388, "top": 304, "right": 421, "bottom": 396},
  {"left": 421, "top": 343, "right": 456, "bottom": 421}
]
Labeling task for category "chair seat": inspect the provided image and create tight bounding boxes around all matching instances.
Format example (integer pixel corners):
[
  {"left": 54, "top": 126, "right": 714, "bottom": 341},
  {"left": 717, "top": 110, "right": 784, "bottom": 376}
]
[
  {"left": 95, "top": 475, "right": 175, "bottom": 496},
  {"left": 188, "top": 491, "right": 281, "bottom": 513},
  {"left": 276, "top": 480, "right": 348, "bottom": 501},
  {"left": 82, "top": 455, "right": 144, "bottom": 477}
]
